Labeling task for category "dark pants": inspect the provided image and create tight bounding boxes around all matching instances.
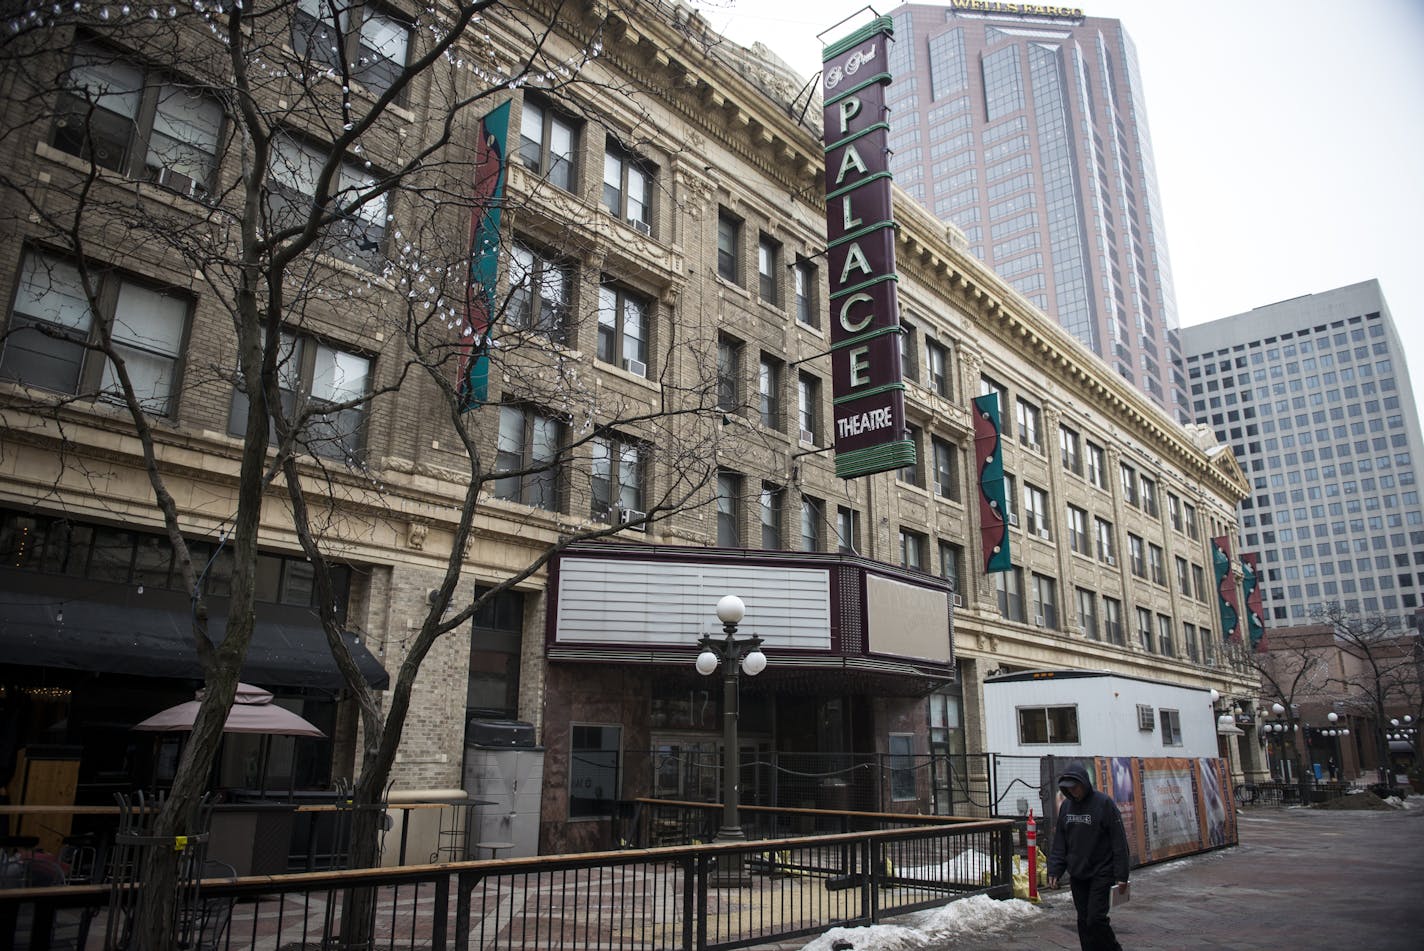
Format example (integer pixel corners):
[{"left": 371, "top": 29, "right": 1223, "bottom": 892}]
[{"left": 1069, "top": 876, "right": 1122, "bottom": 951}]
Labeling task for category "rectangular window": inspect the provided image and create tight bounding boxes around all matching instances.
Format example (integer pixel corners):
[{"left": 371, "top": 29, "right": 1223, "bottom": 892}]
[
  {"left": 1175, "top": 556, "right": 1191, "bottom": 596},
  {"left": 899, "top": 527, "right": 925, "bottom": 570},
  {"left": 760, "top": 483, "right": 784, "bottom": 549},
  {"left": 269, "top": 134, "right": 387, "bottom": 268},
  {"left": 519, "top": 95, "right": 577, "bottom": 190},
  {"left": 53, "top": 41, "right": 224, "bottom": 195},
  {"left": 1066, "top": 505, "right": 1089, "bottom": 555},
  {"left": 1086, "top": 441, "right": 1106, "bottom": 488},
  {"left": 1149, "top": 544, "right": 1165, "bottom": 585},
  {"left": 1169, "top": 492, "right": 1183, "bottom": 532},
  {"left": 1103, "top": 596, "right": 1123, "bottom": 645},
  {"left": 995, "top": 566, "right": 1025, "bottom": 622},
  {"left": 793, "top": 259, "right": 817, "bottom": 327},
  {"left": 1184, "top": 501, "right": 1200, "bottom": 540},
  {"left": 837, "top": 506, "right": 859, "bottom": 554},
  {"left": 717, "top": 335, "right": 741, "bottom": 412},
  {"left": 980, "top": 376, "right": 1011, "bottom": 436},
  {"left": 1156, "top": 614, "right": 1174, "bottom": 657},
  {"left": 494, "top": 404, "right": 563, "bottom": 510},
  {"left": 1120, "top": 463, "right": 1139, "bottom": 506},
  {"left": 1031, "top": 573, "right": 1057, "bottom": 629},
  {"left": 1191, "top": 563, "right": 1206, "bottom": 600},
  {"left": 597, "top": 282, "right": 649, "bottom": 376},
  {"left": 1129, "top": 534, "right": 1146, "bottom": 578},
  {"left": 569, "top": 724, "right": 621, "bottom": 818},
  {"left": 717, "top": 471, "right": 742, "bottom": 547},
  {"left": 926, "top": 339, "right": 950, "bottom": 397},
  {"left": 1076, "top": 587, "right": 1098, "bottom": 639},
  {"left": 888, "top": 733, "right": 916, "bottom": 801},
  {"left": 1136, "top": 606, "right": 1153, "bottom": 651},
  {"left": 293, "top": 0, "right": 411, "bottom": 97},
  {"left": 1023, "top": 483, "right": 1050, "bottom": 538},
  {"left": 1017, "top": 705, "right": 1080, "bottom": 744},
  {"left": 939, "top": 540, "right": 962, "bottom": 598},
  {"left": 900, "top": 321, "right": 919, "bottom": 383},
  {"left": 3, "top": 249, "right": 187, "bottom": 414},
  {"left": 590, "top": 433, "right": 644, "bottom": 524},
  {"left": 228, "top": 332, "right": 370, "bottom": 461},
  {"left": 899, "top": 426, "right": 923, "bottom": 487},
  {"left": 1016, "top": 398, "right": 1041, "bottom": 450},
  {"left": 1095, "top": 517, "right": 1116, "bottom": 563},
  {"left": 799, "top": 495, "right": 824, "bottom": 552},
  {"left": 797, "top": 373, "right": 820, "bottom": 442},
  {"left": 1160, "top": 709, "right": 1183, "bottom": 746},
  {"left": 1059, "top": 425, "right": 1081, "bottom": 475},
  {"left": 468, "top": 587, "right": 524, "bottom": 719},
  {"left": 602, "top": 141, "right": 652, "bottom": 231},
  {"left": 1140, "top": 476, "right": 1159, "bottom": 517},
  {"left": 757, "top": 234, "right": 780, "bottom": 303},
  {"left": 932, "top": 437, "right": 959, "bottom": 500},
  {"left": 758, "top": 354, "right": 782, "bottom": 430},
  {"left": 508, "top": 242, "right": 570, "bottom": 341},
  {"left": 717, "top": 210, "right": 741, "bottom": 283},
  {"left": 1183, "top": 622, "right": 1200, "bottom": 662}
]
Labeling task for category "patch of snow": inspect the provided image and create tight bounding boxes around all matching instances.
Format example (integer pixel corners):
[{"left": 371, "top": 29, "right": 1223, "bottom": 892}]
[{"left": 797, "top": 895, "right": 1042, "bottom": 951}]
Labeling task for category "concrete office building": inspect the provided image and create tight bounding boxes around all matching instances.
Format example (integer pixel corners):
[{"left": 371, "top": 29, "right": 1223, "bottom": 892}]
[
  {"left": 1182, "top": 281, "right": 1424, "bottom": 630},
  {"left": 882, "top": 2, "right": 1187, "bottom": 420}
]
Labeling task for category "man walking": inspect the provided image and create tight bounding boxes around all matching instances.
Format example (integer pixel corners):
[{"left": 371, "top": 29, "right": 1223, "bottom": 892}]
[{"left": 1047, "top": 762, "right": 1130, "bottom": 951}]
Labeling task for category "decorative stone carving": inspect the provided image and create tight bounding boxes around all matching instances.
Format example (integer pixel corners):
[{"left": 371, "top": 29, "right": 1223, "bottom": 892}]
[{"left": 406, "top": 520, "right": 429, "bottom": 550}]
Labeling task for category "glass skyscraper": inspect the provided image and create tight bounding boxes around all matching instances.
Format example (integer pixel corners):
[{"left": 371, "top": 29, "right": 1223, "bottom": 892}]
[
  {"left": 884, "top": 3, "right": 1186, "bottom": 419},
  {"left": 1181, "top": 281, "right": 1424, "bottom": 630}
]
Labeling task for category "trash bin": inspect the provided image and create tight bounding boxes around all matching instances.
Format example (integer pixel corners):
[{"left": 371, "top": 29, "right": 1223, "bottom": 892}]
[{"left": 208, "top": 802, "right": 296, "bottom": 875}]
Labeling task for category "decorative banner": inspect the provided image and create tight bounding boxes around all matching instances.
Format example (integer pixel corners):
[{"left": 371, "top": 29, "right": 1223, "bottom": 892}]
[
  {"left": 1211, "top": 535, "right": 1239, "bottom": 643},
  {"left": 821, "top": 18, "right": 913, "bottom": 479},
  {"left": 973, "top": 393, "right": 1011, "bottom": 572},
  {"left": 1241, "top": 551, "right": 1264, "bottom": 651},
  {"left": 459, "top": 101, "right": 511, "bottom": 411}
]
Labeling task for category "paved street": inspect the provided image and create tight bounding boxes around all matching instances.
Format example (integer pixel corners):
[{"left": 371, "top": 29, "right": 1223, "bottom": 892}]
[{"left": 927, "top": 803, "right": 1424, "bottom": 950}]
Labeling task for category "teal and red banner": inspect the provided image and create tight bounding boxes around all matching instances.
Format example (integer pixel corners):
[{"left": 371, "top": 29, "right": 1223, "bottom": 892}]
[
  {"left": 821, "top": 18, "right": 913, "bottom": 479},
  {"left": 1212, "top": 535, "right": 1239, "bottom": 643},
  {"left": 459, "top": 101, "right": 511, "bottom": 411},
  {"left": 1241, "top": 551, "right": 1264, "bottom": 650},
  {"left": 973, "top": 393, "right": 1010, "bottom": 572}
]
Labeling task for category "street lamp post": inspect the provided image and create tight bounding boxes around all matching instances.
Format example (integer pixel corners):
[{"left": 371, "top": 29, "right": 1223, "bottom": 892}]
[{"left": 695, "top": 595, "right": 767, "bottom": 885}]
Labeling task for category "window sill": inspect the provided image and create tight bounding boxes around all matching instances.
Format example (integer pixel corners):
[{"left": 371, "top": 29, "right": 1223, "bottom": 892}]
[
  {"left": 713, "top": 274, "right": 752, "bottom": 301},
  {"left": 596, "top": 359, "right": 660, "bottom": 392}
]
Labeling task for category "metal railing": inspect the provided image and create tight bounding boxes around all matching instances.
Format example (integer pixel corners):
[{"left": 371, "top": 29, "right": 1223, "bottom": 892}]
[
  {"left": 0, "top": 803, "right": 1015, "bottom": 951},
  {"left": 1234, "top": 781, "right": 1353, "bottom": 806}
]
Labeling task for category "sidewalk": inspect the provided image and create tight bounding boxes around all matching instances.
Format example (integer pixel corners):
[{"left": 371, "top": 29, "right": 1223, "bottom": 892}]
[{"left": 920, "top": 803, "right": 1424, "bottom": 950}]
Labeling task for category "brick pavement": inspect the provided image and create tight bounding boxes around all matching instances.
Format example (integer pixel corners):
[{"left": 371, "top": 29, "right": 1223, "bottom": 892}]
[{"left": 912, "top": 804, "right": 1424, "bottom": 951}]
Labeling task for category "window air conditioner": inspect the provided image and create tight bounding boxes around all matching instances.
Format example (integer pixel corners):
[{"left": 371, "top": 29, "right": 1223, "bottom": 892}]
[
  {"left": 1105, "top": 555, "right": 1116, "bottom": 566},
  {"left": 630, "top": 218, "right": 652, "bottom": 235},
  {"left": 1033, "top": 614, "right": 1045, "bottom": 627},
  {"left": 933, "top": 481, "right": 945, "bottom": 496},
  {"left": 1007, "top": 512, "right": 1019, "bottom": 526},
  {"left": 150, "top": 166, "right": 207, "bottom": 199},
  {"left": 1038, "top": 528, "right": 1051, "bottom": 539},
  {"left": 1137, "top": 704, "right": 1156, "bottom": 731},
  {"left": 952, "top": 593, "right": 964, "bottom": 608},
  {"left": 623, "top": 357, "right": 647, "bottom": 377},
  {"left": 617, "top": 508, "right": 647, "bottom": 528},
  {"left": 800, "top": 428, "right": 815, "bottom": 444}
]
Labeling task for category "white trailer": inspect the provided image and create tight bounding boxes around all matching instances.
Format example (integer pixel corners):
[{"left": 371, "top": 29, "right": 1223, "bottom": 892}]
[{"left": 984, "top": 669, "right": 1219, "bottom": 814}]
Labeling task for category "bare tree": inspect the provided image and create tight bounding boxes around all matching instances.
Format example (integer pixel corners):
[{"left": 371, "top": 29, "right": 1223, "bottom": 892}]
[
  {"left": 0, "top": 1, "right": 733, "bottom": 945},
  {"left": 1317, "top": 604, "right": 1422, "bottom": 786},
  {"left": 1250, "top": 629, "right": 1333, "bottom": 802}
]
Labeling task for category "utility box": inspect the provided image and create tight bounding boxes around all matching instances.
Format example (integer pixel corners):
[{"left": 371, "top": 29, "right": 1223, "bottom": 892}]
[{"left": 463, "top": 722, "right": 543, "bottom": 859}]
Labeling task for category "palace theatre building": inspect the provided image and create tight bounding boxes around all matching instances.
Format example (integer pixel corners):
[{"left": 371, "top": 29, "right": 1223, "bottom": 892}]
[{"left": 0, "top": 0, "right": 1257, "bottom": 857}]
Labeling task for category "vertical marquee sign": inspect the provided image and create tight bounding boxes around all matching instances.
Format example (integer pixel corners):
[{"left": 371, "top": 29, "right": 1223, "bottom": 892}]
[
  {"left": 1211, "top": 535, "right": 1240, "bottom": 644},
  {"left": 822, "top": 18, "right": 915, "bottom": 479}
]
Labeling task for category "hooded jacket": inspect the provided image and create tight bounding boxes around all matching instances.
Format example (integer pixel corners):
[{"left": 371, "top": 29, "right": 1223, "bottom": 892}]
[{"left": 1047, "top": 762, "right": 1130, "bottom": 883}]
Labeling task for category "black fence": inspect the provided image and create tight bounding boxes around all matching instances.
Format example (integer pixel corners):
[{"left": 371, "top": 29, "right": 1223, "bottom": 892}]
[
  {"left": 0, "top": 803, "right": 1015, "bottom": 951},
  {"left": 1234, "top": 780, "right": 1354, "bottom": 807},
  {"left": 625, "top": 750, "right": 1037, "bottom": 821}
]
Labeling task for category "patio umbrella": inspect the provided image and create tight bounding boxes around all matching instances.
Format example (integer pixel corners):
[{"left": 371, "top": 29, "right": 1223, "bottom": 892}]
[
  {"left": 133, "top": 683, "right": 325, "bottom": 797},
  {"left": 133, "top": 683, "right": 326, "bottom": 737}
]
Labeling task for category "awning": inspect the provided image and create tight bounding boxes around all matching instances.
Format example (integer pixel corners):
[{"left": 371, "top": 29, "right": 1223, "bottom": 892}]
[{"left": 0, "top": 591, "right": 388, "bottom": 691}]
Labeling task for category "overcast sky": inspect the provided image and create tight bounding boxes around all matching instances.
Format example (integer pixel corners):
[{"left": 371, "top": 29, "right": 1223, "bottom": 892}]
[{"left": 691, "top": 0, "right": 1424, "bottom": 421}]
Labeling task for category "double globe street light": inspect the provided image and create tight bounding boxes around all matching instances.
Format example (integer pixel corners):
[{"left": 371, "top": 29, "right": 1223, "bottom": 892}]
[{"left": 695, "top": 595, "right": 767, "bottom": 885}]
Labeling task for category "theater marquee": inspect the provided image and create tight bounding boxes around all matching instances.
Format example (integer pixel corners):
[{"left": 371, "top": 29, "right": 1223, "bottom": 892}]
[{"left": 821, "top": 17, "right": 914, "bottom": 480}]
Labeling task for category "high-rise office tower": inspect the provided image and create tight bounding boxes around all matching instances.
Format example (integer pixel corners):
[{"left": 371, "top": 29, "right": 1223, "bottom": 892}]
[
  {"left": 1181, "top": 280, "right": 1424, "bottom": 630},
  {"left": 884, "top": 3, "right": 1186, "bottom": 419}
]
